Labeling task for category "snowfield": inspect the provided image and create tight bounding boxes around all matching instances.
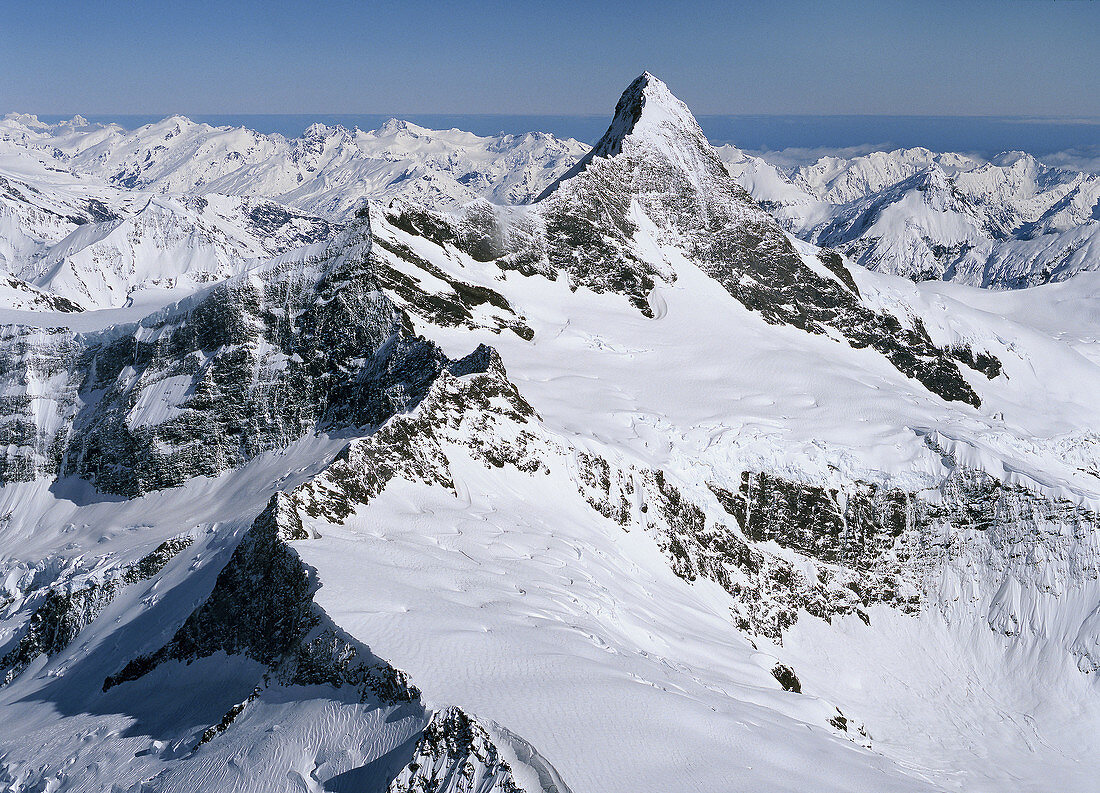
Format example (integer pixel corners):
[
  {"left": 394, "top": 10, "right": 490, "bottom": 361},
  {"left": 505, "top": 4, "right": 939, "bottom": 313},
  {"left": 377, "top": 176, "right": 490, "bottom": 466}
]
[{"left": 1, "top": 74, "right": 1100, "bottom": 793}]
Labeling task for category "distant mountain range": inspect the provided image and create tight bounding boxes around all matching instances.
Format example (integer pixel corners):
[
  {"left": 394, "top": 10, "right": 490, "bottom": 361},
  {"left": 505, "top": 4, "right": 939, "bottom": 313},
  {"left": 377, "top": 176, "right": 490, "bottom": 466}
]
[
  {"left": 720, "top": 144, "right": 1100, "bottom": 287},
  {"left": 0, "top": 113, "right": 584, "bottom": 308},
  {"left": 4, "top": 109, "right": 1098, "bottom": 311},
  {"left": 27, "top": 111, "right": 1100, "bottom": 159}
]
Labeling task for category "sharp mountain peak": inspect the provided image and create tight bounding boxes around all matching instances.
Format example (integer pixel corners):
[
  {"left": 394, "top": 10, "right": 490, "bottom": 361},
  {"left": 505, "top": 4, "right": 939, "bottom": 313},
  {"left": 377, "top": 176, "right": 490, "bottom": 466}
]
[
  {"left": 536, "top": 71, "right": 715, "bottom": 201},
  {"left": 594, "top": 72, "right": 706, "bottom": 156}
]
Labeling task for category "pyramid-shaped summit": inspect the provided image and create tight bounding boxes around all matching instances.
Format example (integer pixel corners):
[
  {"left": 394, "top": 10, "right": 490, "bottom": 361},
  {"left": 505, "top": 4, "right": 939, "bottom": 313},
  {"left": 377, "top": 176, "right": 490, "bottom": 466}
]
[
  {"left": 538, "top": 70, "right": 789, "bottom": 256},
  {"left": 532, "top": 72, "right": 982, "bottom": 408},
  {"left": 589, "top": 72, "right": 707, "bottom": 158},
  {"left": 537, "top": 72, "right": 717, "bottom": 200}
]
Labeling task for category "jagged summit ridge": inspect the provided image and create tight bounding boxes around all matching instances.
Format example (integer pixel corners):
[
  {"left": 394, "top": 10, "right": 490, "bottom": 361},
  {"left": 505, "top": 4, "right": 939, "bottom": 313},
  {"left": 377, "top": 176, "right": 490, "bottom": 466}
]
[
  {"left": 590, "top": 72, "right": 704, "bottom": 157},
  {"left": 537, "top": 72, "right": 713, "bottom": 200}
]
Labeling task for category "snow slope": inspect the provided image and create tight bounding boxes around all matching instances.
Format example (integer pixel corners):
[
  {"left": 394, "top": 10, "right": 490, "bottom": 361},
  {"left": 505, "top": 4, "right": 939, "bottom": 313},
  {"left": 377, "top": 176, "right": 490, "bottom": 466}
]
[
  {"left": 0, "top": 112, "right": 586, "bottom": 311},
  {"left": 27, "top": 193, "right": 337, "bottom": 309},
  {"left": 0, "top": 137, "right": 134, "bottom": 277},
  {"left": 1, "top": 133, "right": 340, "bottom": 310}
]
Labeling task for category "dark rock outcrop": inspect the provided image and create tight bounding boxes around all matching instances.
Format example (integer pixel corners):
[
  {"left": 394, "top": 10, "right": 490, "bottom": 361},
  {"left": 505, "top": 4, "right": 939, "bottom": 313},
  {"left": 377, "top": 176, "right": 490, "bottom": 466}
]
[
  {"left": 1, "top": 536, "right": 193, "bottom": 685},
  {"left": 103, "top": 492, "right": 418, "bottom": 705},
  {"left": 771, "top": 664, "right": 801, "bottom": 693},
  {"left": 0, "top": 216, "right": 501, "bottom": 496},
  {"left": 386, "top": 707, "right": 526, "bottom": 793}
]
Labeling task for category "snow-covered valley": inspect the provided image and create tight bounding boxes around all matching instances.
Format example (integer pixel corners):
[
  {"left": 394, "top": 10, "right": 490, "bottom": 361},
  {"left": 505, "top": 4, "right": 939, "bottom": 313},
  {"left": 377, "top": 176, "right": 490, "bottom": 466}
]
[{"left": 2, "top": 73, "right": 1100, "bottom": 792}]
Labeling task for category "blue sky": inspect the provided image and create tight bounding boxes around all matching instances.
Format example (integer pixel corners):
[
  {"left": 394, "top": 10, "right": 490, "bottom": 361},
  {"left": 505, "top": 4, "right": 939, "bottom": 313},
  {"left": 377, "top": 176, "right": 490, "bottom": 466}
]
[{"left": 2, "top": 0, "right": 1098, "bottom": 117}]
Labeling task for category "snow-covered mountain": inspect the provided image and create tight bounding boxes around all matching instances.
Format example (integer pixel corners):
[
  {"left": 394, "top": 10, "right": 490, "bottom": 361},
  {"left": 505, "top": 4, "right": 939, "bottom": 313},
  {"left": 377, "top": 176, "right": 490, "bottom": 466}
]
[
  {"left": 719, "top": 144, "right": 1100, "bottom": 288},
  {"left": 27, "top": 193, "right": 338, "bottom": 309},
  {"left": 0, "top": 112, "right": 587, "bottom": 310},
  {"left": 0, "top": 112, "right": 588, "bottom": 218},
  {"left": 10, "top": 109, "right": 1100, "bottom": 303},
  {"left": 3, "top": 73, "right": 1100, "bottom": 793},
  {"left": 1, "top": 136, "right": 133, "bottom": 278}
]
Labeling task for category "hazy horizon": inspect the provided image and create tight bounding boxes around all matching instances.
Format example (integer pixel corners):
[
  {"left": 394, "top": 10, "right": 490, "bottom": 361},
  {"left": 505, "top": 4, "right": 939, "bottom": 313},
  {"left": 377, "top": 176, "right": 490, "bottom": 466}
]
[{"left": 17, "top": 111, "right": 1100, "bottom": 170}]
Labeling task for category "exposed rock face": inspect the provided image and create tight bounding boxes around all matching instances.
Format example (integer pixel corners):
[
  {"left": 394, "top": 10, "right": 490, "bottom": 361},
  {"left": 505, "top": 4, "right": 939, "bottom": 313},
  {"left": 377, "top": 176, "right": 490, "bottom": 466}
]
[
  {"left": 571, "top": 456, "right": 893, "bottom": 638},
  {"left": 0, "top": 274, "right": 83, "bottom": 312},
  {"left": 100, "top": 345, "right": 535, "bottom": 697},
  {"left": 225, "top": 348, "right": 928, "bottom": 646},
  {"left": 0, "top": 215, "right": 501, "bottom": 496},
  {"left": 85, "top": 344, "right": 550, "bottom": 696},
  {"left": 572, "top": 436, "right": 1100, "bottom": 655},
  {"left": 715, "top": 472, "right": 914, "bottom": 570},
  {"left": 194, "top": 687, "right": 262, "bottom": 748},
  {"left": 288, "top": 348, "right": 543, "bottom": 525},
  {"left": 103, "top": 491, "right": 419, "bottom": 705},
  {"left": 235, "top": 327, "right": 1095, "bottom": 661},
  {"left": 387, "top": 708, "right": 526, "bottom": 793},
  {"left": 1, "top": 536, "right": 193, "bottom": 685},
  {"left": 65, "top": 224, "right": 447, "bottom": 495},
  {"left": 704, "top": 472, "right": 922, "bottom": 637},
  {"left": 0, "top": 325, "right": 82, "bottom": 482},
  {"left": 705, "top": 462, "right": 1100, "bottom": 652},
  {"left": 104, "top": 495, "right": 315, "bottom": 685},
  {"left": 370, "top": 212, "right": 534, "bottom": 340},
  {"left": 93, "top": 356, "right": 571, "bottom": 789}
]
